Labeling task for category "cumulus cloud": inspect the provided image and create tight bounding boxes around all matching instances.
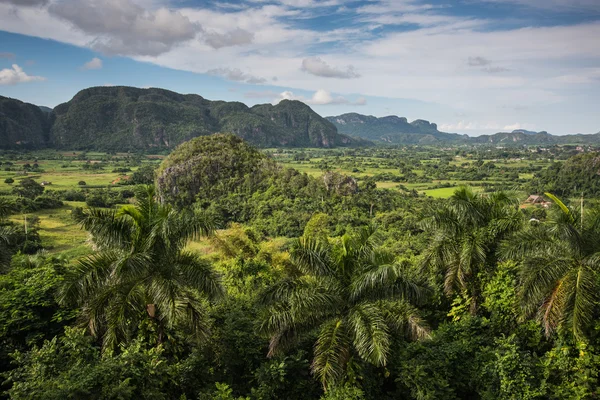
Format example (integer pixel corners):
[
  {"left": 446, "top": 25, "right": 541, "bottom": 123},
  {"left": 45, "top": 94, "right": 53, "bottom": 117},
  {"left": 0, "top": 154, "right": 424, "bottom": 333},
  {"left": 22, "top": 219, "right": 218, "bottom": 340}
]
[
  {"left": 207, "top": 67, "right": 266, "bottom": 84},
  {"left": 439, "top": 121, "right": 535, "bottom": 132},
  {"left": 504, "top": 123, "right": 526, "bottom": 130},
  {"left": 277, "top": 89, "right": 367, "bottom": 106},
  {"left": 468, "top": 56, "right": 509, "bottom": 73},
  {"left": 0, "top": 0, "right": 48, "bottom": 6},
  {"left": 48, "top": 0, "right": 200, "bottom": 56},
  {"left": 0, "top": 64, "right": 45, "bottom": 85},
  {"left": 204, "top": 28, "right": 254, "bottom": 49},
  {"left": 483, "top": 66, "right": 510, "bottom": 73},
  {"left": 467, "top": 56, "right": 491, "bottom": 66},
  {"left": 82, "top": 57, "right": 102, "bottom": 70},
  {"left": 301, "top": 57, "right": 360, "bottom": 79}
]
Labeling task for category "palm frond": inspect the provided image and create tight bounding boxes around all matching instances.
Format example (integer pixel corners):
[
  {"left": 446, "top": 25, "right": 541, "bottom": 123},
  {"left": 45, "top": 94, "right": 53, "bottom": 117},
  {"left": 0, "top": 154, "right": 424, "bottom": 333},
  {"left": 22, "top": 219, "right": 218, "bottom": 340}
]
[
  {"left": 174, "top": 251, "right": 224, "bottom": 301},
  {"left": 564, "top": 264, "right": 598, "bottom": 341},
  {"left": 350, "top": 261, "right": 428, "bottom": 305},
  {"left": 545, "top": 192, "right": 575, "bottom": 223},
  {"left": 381, "top": 300, "right": 431, "bottom": 340},
  {"left": 348, "top": 302, "right": 390, "bottom": 367},
  {"left": 291, "top": 236, "right": 335, "bottom": 277},
  {"left": 80, "top": 208, "right": 134, "bottom": 248},
  {"left": 519, "top": 256, "right": 572, "bottom": 320},
  {"left": 312, "top": 318, "right": 352, "bottom": 389}
]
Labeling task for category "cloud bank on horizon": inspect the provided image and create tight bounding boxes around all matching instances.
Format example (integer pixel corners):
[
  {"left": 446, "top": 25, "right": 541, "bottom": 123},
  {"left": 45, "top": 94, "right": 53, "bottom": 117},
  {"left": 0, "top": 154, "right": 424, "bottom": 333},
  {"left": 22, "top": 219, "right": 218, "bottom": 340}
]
[{"left": 0, "top": 0, "right": 598, "bottom": 136}]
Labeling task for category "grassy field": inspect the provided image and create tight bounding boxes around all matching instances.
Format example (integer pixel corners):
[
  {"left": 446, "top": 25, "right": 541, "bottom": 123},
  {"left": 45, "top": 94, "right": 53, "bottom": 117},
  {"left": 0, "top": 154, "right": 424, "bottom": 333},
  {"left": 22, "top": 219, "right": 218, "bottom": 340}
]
[
  {"left": 0, "top": 147, "right": 555, "bottom": 258},
  {"left": 8, "top": 201, "right": 91, "bottom": 258},
  {"left": 0, "top": 152, "right": 161, "bottom": 192}
]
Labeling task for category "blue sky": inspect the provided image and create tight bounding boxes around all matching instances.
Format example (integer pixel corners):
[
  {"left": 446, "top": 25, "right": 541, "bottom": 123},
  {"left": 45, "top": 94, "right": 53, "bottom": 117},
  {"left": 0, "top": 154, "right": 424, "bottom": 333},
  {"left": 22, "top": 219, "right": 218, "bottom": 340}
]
[{"left": 0, "top": 0, "right": 599, "bottom": 136}]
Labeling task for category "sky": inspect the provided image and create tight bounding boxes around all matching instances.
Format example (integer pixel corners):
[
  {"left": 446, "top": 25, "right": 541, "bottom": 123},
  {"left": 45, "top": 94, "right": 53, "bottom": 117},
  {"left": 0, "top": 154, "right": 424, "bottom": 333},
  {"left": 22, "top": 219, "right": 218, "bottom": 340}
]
[{"left": 0, "top": 0, "right": 599, "bottom": 136}]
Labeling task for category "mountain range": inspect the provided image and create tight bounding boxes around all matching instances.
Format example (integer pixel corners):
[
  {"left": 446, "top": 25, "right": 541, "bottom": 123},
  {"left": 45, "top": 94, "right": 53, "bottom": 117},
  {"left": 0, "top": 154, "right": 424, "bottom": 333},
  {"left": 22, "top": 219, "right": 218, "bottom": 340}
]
[
  {"left": 327, "top": 113, "right": 600, "bottom": 146},
  {"left": 1, "top": 86, "right": 599, "bottom": 151},
  {"left": 1, "top": 86, "right": 360, "bottom": 151}
]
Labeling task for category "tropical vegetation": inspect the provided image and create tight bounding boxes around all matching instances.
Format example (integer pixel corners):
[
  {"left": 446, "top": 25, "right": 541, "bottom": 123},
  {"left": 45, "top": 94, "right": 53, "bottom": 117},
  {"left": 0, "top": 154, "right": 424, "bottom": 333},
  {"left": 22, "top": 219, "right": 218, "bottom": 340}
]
[{"left": 1, "top": 135, "right": 600, "bottom": 399}]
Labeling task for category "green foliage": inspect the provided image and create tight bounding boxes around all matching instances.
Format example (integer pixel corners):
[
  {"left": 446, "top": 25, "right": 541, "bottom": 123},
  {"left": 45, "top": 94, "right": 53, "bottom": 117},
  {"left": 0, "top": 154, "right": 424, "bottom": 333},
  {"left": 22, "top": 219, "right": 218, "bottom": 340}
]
[
  {"left": 60, "top": 186, "right": 224, "bottom": 350},
  {"left": 260, "top": 226, "right": 430, "bottom": 388},
  {"left": 320, "top": 383, "right": 365, "bottom": 400},
  {"left": 5, "top": 142, "right": 600, "bottom": 399},
  {"left": 5, "top": 327, "right": 177, "bottom": 400},
  {"left": 541, "top": 341, "right": 600, "bottom": 399},
  {"left": 503, "top": 194, "right": 600, "bottom": 340},
  {"left": 156, "top": 134, "right": 271, "bottom": 208},
  {"left": 529, "top": 152, "right": 600, "bottom": 197},
  {"left": 130, "top": 165, "right": 156, "bottom": 185},
  {"left": 0, "top": 254, "right": 74, "bottom": 374},
  {"left": 421, "top": 187, "right": 522, "bottom": 313},
  {"left": 12, "top": 178, "right": 44, "bottom": 199}
]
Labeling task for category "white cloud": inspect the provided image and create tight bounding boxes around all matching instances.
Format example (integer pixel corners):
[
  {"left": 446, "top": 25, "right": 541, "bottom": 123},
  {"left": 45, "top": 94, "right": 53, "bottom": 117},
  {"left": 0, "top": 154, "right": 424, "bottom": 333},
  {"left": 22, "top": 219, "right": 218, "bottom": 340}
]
[
  {"left": 503, "top": 123, "right": 523, "bottom": 130},
  {"left": 48, "top": 0, "right": 200, "bottom": 56},
  {"left": 207, "top": 67, "right": 266, "bottom": 84},
  {"left": 480, "top": 0, "right": 600, "bottom": 11},
  {"left": 0, "top": 0, "right": 47, "bottom": 6},
  {"left": 204, "top": 28, "right": 254, "bottom": 49},
  {"left": 0, "top": 64, "right": 45, "bottom": 85},
  {"left": 468, "top": 56, "right": 491, "bottom": 67},
  {"left": 82, "top": 57, "right": 102, "bottom": 70},
  {"left": 439, "top": 121, "right": 536, "bottom": 132},
  {"left": 301, "top": 57, "right": 360, "bottom": 79},
  {"left": 276, "top": 89, "right": 367, "bottom": 106},
  {"left": 468, "top": 56, "right": 510, "bottom": 73}
]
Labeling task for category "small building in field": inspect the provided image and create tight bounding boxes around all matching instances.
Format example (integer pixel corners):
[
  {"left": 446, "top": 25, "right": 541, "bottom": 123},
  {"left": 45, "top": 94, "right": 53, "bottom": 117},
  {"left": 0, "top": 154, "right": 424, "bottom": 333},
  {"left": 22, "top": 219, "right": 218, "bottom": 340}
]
[{"left": 524, "top": 195, "right": 551, "bottom": 208}]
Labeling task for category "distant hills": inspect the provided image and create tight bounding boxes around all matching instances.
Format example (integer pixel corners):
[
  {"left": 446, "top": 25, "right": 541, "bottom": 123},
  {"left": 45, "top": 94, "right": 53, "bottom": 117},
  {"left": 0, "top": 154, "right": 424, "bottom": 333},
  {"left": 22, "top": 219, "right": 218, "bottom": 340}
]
[
  {"left": 325, "top": 113, "right": 467, "bottom": 144},
  {"left": 1, "top": 86, "right": 361, "bottom": 151},
  {"left": 327, "top": 113, "right": 600, "bottom": 146},
  {"left": 1, "top": 86, "right": 599, "bottom": 151}
]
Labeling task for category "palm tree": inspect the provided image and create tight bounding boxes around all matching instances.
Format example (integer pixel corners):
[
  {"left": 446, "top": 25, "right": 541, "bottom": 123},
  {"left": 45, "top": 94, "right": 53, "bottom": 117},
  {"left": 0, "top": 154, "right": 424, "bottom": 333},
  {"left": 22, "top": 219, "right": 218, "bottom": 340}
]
[
  {"left": 259, "top": 226, "right": 429, "bottom": 389},
  {"left": 0, "top": 198, "right": 14, "bottom": 270},
  {"left": 420, "top": 187, "right": 522, "bottom": 313},
  {"left": 59, "top": 186, "right": 224, "bottom": 350},
  {"left": 502, "top": 193, "right": 600, "bottom": 341}
]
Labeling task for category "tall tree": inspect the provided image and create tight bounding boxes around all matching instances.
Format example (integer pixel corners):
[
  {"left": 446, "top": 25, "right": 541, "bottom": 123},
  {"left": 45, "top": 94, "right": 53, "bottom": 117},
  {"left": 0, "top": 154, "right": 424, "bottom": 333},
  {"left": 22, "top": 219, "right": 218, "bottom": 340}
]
[
  {"left": 260, "top": 226, "right": 429, "bottom": 389},
  {"left": 420, "top": 187, "right": 522, "bottom": 313},
  {"left": 12, "top": 178, "right": 44, "bottom": 200},
  {"left": 0, "top": 198, "right": 13, "bottom": 270},
  {"left": 59, "top": 186, "right": 224, "bottom": 350},
  {"left": 503, "top": 193, "right": 600, "bottom": 341}
]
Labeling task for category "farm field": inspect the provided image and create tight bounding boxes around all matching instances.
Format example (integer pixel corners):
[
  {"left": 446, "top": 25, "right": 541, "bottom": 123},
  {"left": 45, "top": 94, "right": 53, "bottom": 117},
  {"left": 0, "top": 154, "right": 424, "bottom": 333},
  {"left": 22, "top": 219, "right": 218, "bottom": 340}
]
[{"left": 0, "top": 145, "right": 580, "bottom": 257}]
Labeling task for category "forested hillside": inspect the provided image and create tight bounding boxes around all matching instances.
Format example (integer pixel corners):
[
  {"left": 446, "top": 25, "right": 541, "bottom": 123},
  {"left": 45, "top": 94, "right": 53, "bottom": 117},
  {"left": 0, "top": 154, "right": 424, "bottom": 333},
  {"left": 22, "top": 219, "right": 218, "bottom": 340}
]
[
  {"left": 1, "top": 87, "right": 358, "bottom": 151},
  {"left": 0, "top": 96, "right": 53, "bottom": 149}
]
